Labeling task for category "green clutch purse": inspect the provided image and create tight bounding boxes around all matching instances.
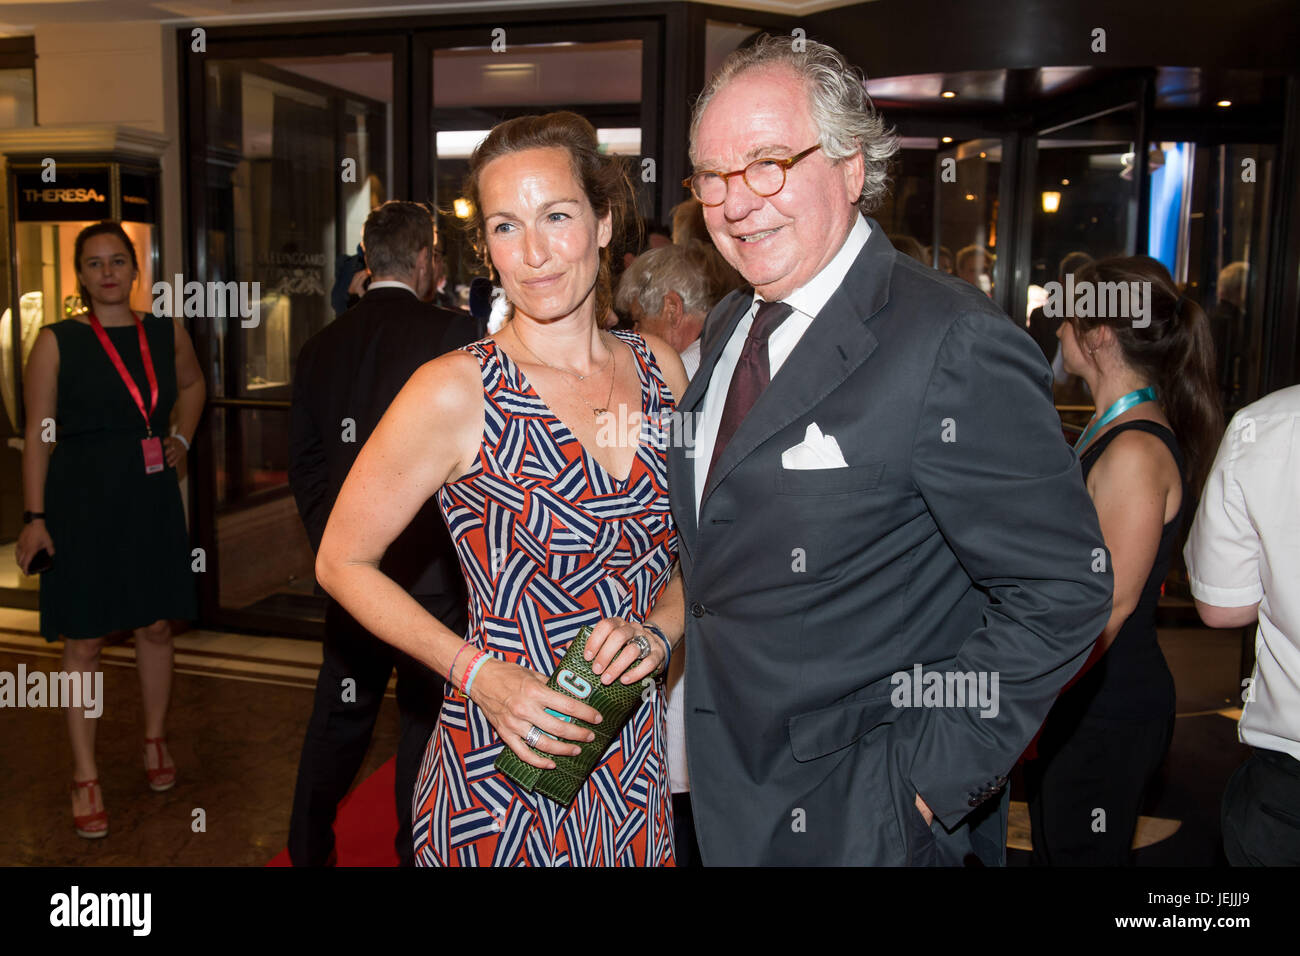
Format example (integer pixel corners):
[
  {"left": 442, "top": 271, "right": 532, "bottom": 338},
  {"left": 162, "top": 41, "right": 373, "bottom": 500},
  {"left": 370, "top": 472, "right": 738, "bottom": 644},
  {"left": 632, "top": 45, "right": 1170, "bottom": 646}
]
[{"left": 494, "top": 625, "right": 654, "bottom": 805}]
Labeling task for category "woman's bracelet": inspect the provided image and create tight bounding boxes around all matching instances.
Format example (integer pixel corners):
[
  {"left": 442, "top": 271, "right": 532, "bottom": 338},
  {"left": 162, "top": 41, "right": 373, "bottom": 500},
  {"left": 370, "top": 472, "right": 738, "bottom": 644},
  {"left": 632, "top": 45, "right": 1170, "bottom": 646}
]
[
  {"left": 448, "top": 643, "right": 473, "bottom": 686},
  {"left": 462, "top": 652, "right": 491, "bottom": 697},
  {"left": 459, "top": 648, "right": 488, "bottom": 694},
  {"left": 643, "top": 622, "right": 672, "bottom": 679},
  {"left": 170, "top": 430, "right": 190, "bottom": 451}
]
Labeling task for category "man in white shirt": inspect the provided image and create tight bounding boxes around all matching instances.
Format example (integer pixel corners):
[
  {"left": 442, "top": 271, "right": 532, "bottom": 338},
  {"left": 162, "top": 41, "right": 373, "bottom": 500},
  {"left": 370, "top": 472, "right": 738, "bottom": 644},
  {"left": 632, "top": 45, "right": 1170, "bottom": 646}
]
[{"left": 1185, "top": 384, "right": 1300, "bottom": 865}]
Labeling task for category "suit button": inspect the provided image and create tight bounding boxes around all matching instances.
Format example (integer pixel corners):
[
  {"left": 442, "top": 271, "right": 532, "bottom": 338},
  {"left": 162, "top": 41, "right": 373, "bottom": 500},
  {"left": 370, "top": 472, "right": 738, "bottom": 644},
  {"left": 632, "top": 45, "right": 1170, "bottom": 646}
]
[{"left": 691, "top": 602, "right": 706, "bottom": 618}]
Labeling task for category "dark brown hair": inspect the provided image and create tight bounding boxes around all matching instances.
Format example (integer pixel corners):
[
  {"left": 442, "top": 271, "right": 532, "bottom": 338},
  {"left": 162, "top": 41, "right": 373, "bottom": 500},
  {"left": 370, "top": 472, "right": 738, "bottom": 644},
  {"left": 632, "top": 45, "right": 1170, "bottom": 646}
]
[
  {"left": 463, "top": 111, "right": 638, "bottom": 321},
  {"left": 74, "top": 221, "right": 138, "bottom": 308},
  {"left": 362, "top": 200, "right": 433, "bottom": 279},
  {"left": 1069, "top": 255, "right": 1224, "bottom": 492}
]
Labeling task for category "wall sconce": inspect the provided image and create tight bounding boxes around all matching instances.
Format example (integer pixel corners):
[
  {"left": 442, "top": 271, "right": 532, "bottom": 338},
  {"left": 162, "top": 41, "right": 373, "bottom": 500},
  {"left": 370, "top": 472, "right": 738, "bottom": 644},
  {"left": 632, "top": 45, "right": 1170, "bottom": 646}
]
[
  {"left": 1041, "top": 191, "right": 1061, "bottom": 213},
  {"left": 453, "top": 198, "right": 472, "bottom": 219}
]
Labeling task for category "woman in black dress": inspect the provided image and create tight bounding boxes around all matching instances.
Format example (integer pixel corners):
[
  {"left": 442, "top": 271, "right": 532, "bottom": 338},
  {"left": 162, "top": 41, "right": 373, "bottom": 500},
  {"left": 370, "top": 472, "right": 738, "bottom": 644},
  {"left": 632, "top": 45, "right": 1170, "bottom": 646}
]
[
  {"left": 1026, "top": 256, "right": 1222, "bottom": 864},
  {"left": 16, "top": 221, "right": 205, "bottom": 838}
]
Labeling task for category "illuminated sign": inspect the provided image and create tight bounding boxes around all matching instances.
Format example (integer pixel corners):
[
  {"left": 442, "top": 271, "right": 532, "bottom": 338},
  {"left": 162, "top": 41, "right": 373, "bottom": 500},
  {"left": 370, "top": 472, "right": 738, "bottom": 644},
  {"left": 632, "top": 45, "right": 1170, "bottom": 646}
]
[{"left": 14, "top": 168, "right": 111, "bottom": 221}]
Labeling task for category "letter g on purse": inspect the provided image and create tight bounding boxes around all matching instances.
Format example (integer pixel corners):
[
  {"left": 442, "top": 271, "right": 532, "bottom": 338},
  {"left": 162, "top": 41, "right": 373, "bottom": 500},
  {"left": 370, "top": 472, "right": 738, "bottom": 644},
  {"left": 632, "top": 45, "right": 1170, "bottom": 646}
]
[{"left": 494, "top": 626, "right": 652, "bottom": 805}]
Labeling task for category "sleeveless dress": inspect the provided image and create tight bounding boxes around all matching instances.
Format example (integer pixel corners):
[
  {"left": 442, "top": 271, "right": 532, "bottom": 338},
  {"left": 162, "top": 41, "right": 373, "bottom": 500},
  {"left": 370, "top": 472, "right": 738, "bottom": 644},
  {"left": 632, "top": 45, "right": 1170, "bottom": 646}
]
[
  {"left": 40, "top": 315, "right": 197, "bottom": 642},
  {"left": 411, "top": 330, "right": 679, "bottom": 867},
  {"left": 1026, "top": 419, "right": 1183, "bottom": 864}
]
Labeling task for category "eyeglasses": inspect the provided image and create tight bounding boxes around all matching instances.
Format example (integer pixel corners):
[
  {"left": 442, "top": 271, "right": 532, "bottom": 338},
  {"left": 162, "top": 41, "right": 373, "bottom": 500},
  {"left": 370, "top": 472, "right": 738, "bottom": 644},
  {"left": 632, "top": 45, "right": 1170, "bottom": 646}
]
[{"left": 683, "top": 144, "right": 822, "bottom": 207}]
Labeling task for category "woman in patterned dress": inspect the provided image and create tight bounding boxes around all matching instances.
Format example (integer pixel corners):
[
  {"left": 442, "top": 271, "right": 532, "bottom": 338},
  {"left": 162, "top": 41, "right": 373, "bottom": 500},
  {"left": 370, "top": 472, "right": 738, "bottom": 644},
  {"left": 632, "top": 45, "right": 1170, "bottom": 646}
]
[{"left": 317, "top": 111, "right": 689, "bottom": 866}]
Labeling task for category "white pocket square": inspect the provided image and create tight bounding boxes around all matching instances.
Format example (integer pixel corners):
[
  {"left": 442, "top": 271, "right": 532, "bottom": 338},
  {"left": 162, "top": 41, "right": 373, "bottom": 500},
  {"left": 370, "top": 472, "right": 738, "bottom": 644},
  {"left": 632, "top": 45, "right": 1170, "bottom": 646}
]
[{"left": 781, "top": 423, "right": 848, "bottom": 470}]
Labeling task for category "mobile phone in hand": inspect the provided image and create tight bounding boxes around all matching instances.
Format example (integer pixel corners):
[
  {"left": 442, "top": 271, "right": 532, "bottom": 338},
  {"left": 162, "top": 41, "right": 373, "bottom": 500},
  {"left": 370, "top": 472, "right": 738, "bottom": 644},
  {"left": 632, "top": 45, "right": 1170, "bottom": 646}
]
[{"left": 27, "top": 548, "right": 52, "bottom": 574}]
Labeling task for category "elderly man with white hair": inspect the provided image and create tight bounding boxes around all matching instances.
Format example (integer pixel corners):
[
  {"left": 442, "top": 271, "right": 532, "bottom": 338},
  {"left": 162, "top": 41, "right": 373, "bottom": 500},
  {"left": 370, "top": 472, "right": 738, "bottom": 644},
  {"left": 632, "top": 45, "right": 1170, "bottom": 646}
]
[
  {"left": 666, "top": 33, "right": 1111, "bottom": 866},
  {"left": 615, "top": 244, "right": 713, "bottom": 380}
]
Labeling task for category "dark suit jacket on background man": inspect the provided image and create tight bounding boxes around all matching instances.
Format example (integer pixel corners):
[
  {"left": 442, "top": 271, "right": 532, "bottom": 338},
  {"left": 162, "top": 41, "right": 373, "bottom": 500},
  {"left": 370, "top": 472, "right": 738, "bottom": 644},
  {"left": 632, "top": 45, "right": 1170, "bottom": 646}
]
[
  {"left": 286, "top": 284, "right": 477, "bottom": 866},
  {"left": 668, "top": 218, "right": 1113, "bottom": 866}
]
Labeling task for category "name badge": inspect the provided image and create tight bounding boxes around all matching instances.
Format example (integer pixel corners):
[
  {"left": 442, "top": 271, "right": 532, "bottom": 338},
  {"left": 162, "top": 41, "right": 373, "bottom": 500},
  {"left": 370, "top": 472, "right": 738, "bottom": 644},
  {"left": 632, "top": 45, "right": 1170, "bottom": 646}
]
[{"left": 142, "top": 436, "right": 164, "bottom": 474}]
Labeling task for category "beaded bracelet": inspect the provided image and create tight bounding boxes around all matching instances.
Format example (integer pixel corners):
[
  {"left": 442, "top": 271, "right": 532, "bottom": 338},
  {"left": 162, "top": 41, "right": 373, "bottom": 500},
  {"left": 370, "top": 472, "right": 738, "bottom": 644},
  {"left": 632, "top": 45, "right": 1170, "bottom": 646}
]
[
  {"left": 463, "top": 653, "right": 491, "bottom": 697},
  {"left": 448, "top": 643, "right": 472, "bottom": 686},
  {"left": 643, "top": 622, "right": 672, "bottom": 679},
  {"left": 459, "top": 648, "right": 488, "bottom": 695}
]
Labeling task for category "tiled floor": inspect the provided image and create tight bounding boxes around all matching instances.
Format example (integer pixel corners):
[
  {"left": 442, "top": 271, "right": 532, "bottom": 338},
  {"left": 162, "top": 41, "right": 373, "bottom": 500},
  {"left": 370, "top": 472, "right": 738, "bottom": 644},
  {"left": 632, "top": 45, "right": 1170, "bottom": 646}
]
[
  {"left": 0, "top": 609, "right": 1252, "bottom": 866},
  {"left": 0, "top": 610, "right": 398, "bottom": 866}
]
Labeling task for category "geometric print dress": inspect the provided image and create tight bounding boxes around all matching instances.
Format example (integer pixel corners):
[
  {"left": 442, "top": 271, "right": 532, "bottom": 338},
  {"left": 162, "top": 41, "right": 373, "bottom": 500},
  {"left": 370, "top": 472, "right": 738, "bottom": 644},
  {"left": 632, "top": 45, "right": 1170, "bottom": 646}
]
[{"left": 412, "top": 329, "right": 678, "bottom": 866}]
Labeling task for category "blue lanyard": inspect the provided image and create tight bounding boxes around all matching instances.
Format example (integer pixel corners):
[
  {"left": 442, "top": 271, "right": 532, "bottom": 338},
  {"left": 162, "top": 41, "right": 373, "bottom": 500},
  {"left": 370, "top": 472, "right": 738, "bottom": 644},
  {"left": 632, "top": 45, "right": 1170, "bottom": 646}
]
[{"left": 1074, "top": 386, "right": 1157, "bottom": 453}]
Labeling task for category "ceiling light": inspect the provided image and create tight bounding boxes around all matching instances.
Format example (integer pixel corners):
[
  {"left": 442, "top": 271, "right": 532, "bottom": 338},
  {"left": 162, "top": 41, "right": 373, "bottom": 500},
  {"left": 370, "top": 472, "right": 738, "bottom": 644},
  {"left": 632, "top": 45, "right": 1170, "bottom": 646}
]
[
  {"left": 1217, "top": 99, "right": 1232, "bottom": 108},
  {"left": 941, "top": 136, "right": 953, "bottom": 144},
  {"left": 941, "top": 90, "right": 956, "bottom": 99},
  {"left": 1042, "top": 191, "right": 1061, "bottom": 213}
]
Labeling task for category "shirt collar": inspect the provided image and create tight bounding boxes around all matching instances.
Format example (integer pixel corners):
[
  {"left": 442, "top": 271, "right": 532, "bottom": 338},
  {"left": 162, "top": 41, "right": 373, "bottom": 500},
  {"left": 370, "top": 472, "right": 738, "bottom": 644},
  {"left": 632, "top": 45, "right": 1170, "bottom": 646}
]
[
  {"left": 754, "top": 214, "right": 871, "bottom": 318},
  {"left": 367, "top": 279, "right": 419, "bottom": 297}
]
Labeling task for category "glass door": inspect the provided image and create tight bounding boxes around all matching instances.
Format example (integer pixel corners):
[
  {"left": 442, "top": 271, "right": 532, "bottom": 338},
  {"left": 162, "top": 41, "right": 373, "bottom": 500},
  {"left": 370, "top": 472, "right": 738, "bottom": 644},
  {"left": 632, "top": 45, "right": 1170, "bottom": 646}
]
[
  {"left": 415, "top": 22, "right": 662, "bottom": 303},
  {"left": 192, "top": 42, "right": 398, "bottom": 634}
]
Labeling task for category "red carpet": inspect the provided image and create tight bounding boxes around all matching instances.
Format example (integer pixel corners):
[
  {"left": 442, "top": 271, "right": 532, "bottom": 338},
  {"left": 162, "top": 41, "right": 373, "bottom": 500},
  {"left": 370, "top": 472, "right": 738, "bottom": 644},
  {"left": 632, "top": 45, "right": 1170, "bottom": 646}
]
[{"left": 267, "top": 757, "right": 400, "bottom": 867}]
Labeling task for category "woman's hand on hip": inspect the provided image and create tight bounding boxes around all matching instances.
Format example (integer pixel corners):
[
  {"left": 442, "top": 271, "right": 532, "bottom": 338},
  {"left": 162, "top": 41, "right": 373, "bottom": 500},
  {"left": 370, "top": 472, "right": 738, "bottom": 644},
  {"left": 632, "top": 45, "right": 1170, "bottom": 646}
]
[
  {"left": 585, "top": 616, "right": 665, "bottom": 686},
  {"left": 469, "top": 658, "right": 603, "bottom": 770}
]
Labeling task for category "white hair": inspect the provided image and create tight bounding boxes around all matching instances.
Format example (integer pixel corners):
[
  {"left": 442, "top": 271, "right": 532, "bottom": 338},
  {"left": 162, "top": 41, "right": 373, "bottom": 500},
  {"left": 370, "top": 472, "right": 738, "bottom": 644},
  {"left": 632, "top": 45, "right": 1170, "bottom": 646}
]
[
  {"left": 689, "top": 33, "right": 899, "bottom": 215},
  {"left": 615, "top": 244, "right": 712, "bottom": 318}
]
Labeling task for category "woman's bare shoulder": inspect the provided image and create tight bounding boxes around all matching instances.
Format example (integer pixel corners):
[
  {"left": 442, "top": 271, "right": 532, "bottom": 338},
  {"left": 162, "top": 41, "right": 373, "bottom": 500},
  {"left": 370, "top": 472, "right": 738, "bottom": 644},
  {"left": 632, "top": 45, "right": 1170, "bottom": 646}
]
[
  {"left": 403, "top": 347, "right": 485, "bottom": 416},
  {"left": 1091, "top": 422, "right": 1179, "bottom": 489}
]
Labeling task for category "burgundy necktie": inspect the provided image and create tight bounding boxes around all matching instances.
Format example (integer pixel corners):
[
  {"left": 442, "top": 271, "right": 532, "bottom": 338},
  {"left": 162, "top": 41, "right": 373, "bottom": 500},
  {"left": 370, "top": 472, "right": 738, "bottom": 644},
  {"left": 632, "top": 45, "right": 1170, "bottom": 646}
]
[{"left": 707, "top": 299, "right": 794, "bottom": 484}]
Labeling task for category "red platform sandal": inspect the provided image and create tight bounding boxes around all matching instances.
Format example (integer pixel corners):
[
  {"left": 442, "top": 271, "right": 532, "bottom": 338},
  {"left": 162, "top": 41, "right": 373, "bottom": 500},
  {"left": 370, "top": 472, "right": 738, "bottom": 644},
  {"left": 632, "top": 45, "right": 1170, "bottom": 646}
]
[
  {"left": 144, "top": 738, "right": 176, "bottom": 792},
  {"left": 71, "top": 779, "right": 108, "bottom": 839}
]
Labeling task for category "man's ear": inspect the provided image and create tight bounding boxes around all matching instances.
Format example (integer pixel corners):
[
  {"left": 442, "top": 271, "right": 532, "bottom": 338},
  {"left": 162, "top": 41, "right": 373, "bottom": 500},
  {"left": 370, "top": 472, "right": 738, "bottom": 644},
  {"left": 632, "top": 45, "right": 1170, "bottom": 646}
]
[
  {"left": 663, "top": 290, "right": 684, "bottom": 328},
  {"left": 841, "top": 148, "right": 866, "bottom": 205}
]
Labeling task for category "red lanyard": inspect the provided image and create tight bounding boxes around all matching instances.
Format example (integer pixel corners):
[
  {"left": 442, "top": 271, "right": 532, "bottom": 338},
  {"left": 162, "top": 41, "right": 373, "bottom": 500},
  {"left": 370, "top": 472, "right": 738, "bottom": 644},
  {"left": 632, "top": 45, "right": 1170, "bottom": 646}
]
[{"left": 88, "top": 313, "right": 159, "bottom": 437}]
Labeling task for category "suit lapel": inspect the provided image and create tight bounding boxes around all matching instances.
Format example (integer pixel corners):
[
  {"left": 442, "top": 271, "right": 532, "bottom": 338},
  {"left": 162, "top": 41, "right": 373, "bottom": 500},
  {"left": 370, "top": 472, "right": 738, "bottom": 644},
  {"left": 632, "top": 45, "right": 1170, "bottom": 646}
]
[
  {"left": 669, "top": 290, "right": 752, "bottom": 562},
  {"left": 699, "top": 219, "right": 896, "bottom": 508}
]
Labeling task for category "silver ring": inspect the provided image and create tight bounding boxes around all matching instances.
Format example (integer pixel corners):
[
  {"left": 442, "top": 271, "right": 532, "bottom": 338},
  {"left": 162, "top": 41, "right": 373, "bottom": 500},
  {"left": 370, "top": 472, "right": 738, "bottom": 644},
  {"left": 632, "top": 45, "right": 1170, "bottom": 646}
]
[
  {"left": 629, "top": 634, "right": 652, "bottom": 662},
  {"left": 524, "top": 725, "right": 543, "bottom": 748}
]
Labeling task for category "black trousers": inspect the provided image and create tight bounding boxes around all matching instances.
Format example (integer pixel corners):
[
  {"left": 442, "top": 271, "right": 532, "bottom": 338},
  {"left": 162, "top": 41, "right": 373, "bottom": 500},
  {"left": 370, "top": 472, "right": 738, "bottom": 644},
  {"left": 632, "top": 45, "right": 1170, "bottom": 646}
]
[
  {"left": 672, "top": 792, "right": 701, "bottom": 867},
  {"left": 288, "top": 594, "right": 464, "bottom": 867},
  {"left": 1024, "top": 710, "right": 1174, "bottom": 866},
  {"left": 1222, "top": 746, "right": 1300, "bottom": 866}
]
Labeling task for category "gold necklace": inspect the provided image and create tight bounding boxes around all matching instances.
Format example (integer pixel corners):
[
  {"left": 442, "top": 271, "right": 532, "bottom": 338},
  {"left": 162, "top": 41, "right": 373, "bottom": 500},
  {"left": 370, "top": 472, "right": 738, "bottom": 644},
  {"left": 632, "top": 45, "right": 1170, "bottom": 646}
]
[{"left": 513, "top": 327, "right": 618, "bottom": 417}]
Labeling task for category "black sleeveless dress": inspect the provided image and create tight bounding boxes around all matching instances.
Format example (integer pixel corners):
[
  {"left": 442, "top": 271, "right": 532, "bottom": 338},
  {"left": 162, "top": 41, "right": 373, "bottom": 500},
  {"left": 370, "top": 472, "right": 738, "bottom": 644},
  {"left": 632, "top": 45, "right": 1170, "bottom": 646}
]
[
  {"left": 1061, "top": 420, "right": 1182, "bottom": 722},
  {"left": 1026, "top": 420, "right": 1183, "bottom": 865},
  {"left": 39, "top": 315, "right": 198, "bottom": 641}
]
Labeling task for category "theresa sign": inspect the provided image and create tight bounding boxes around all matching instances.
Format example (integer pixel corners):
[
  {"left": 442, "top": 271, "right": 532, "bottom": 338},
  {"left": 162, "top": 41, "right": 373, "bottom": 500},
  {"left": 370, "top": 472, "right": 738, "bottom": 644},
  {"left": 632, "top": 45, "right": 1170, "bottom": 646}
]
[{"left": 14, "top": 167, "right": 111, "bottom": 221}]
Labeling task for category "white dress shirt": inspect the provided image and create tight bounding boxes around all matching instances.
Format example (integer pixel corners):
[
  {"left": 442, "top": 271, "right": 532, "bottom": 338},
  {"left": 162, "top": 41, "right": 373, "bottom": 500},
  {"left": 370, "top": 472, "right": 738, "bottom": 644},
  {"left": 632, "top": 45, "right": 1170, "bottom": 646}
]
[
  {"left": 666, "top": 336, "right": 700, "bottom": 793},
  {"left": 693, "top": 215, "right": 871, "bottom": 515},
  {"left": 679, "top": 337, "right": 701, "bottom": 381},
  {"left": 366, "top": 279, "right": 419, "bottom": 296},
  {"left": 1184, "top": 384, "right": 1300, "bottom": 759}
]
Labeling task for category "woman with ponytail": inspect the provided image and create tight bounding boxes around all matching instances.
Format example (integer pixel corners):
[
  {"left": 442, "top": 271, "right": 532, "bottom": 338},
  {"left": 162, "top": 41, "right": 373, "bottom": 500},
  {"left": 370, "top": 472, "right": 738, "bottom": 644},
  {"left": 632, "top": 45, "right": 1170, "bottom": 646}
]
[{"left": 1025, "top": 255, "right": 1223, "bottom": 865}]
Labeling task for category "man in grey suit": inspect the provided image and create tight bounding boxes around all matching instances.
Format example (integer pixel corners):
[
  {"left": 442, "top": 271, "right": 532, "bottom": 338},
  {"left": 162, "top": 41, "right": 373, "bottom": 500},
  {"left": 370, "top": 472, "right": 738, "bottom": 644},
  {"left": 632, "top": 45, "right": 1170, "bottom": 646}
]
[{"left": 667, "top": 35, "right": 1114, "bottom": 865}]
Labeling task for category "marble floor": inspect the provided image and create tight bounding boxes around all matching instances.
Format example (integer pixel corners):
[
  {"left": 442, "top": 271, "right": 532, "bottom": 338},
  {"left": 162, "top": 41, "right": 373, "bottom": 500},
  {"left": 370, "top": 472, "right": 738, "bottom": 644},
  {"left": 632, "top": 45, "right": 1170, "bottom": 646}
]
[
  {"left": 0, "top": 607, "right": 1251, "bottom": 867},
  {"left": 0, "top": 609, "right": 399, "bottom": 866}
]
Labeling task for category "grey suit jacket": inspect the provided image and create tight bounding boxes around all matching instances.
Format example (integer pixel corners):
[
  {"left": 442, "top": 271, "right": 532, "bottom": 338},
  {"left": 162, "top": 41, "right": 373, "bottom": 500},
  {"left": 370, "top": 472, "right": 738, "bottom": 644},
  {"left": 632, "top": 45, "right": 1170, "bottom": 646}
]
[{"left": 667, "top": 218, "right": 1112, "bottom": 866}]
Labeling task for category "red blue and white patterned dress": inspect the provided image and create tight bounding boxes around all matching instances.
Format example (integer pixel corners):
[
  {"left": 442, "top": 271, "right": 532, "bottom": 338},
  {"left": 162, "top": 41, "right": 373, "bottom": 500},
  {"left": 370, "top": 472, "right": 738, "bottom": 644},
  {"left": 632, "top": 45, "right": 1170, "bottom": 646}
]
[{"left": 412, "top": 329, "right": 678, "bottom": 866}]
